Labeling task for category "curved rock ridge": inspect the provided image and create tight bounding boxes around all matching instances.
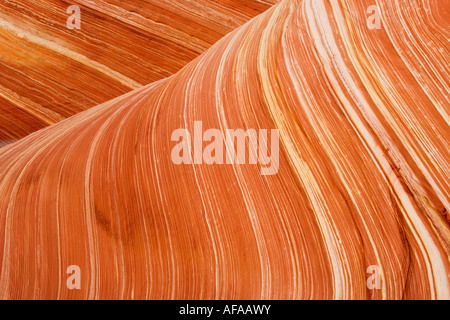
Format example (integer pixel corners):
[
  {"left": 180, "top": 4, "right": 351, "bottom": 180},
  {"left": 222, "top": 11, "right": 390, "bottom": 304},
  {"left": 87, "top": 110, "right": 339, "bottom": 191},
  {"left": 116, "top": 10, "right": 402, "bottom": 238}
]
[
  {"left": 0, "top": 0, "right": 278, "bottom": 146},
  {"left": 0, "top": 0, "right": 449, "bottom": 299}
]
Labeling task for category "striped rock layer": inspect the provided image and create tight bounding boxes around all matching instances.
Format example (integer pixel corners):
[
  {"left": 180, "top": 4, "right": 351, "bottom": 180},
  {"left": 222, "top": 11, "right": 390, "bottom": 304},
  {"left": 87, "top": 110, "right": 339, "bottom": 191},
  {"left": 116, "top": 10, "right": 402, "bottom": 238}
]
[
  {"left": 0, "top": 0, "right": 277, "bottom": 146},
  {"left": 0, "top": 0, "right": 449, "bottom": 299}
]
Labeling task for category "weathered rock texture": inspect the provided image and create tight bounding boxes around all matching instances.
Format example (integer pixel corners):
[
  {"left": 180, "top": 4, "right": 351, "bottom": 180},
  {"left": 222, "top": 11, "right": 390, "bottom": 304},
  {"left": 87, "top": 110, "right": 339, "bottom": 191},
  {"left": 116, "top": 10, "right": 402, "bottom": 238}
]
[
  {"left": 0, "top": 0, "right": 448, "bottom": 299},
  {"left": 0, "top": 0, "right": 278, "bottom": 145}
]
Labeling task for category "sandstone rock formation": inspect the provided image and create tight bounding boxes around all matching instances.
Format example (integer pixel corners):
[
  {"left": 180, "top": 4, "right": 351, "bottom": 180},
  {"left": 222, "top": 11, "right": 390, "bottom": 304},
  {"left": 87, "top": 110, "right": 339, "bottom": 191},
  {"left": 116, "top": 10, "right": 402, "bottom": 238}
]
[
  {"left": 0, "top": 0, "right": 448, "bottom": 299},
  {"left": 0, "top": 0, "right": 278, "bottom": 146}
]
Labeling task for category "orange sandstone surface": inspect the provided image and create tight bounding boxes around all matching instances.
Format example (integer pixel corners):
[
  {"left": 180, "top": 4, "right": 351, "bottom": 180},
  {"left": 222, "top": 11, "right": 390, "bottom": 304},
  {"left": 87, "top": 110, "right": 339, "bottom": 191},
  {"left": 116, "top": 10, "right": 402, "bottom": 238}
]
[
  {"left": 0, "top": 0, "right": 449, "bottom": 299},
  {"left": 0, "top": 0, "right": 278, "bottom": 146}
]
